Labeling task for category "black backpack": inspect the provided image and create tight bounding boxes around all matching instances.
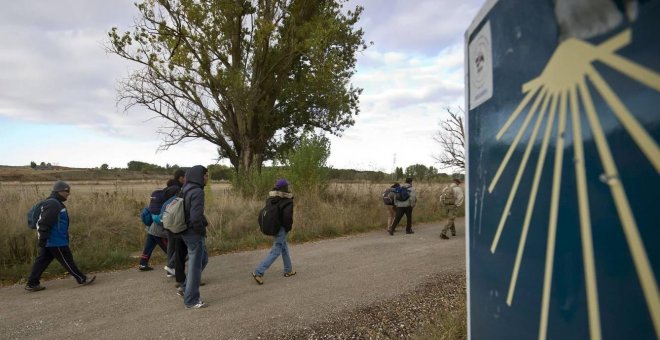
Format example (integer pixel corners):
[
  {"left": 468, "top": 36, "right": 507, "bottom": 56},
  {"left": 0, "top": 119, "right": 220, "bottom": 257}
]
[
  {"left": 258, "top": 200, "right": 281, "bottom": 236},
  {"left": 148, "top": 189, "right": 166, "bottom": 214}
]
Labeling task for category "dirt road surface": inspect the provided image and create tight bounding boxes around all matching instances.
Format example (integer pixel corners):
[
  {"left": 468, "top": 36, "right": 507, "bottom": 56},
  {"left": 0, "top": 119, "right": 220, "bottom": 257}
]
[{"left": 0, "top": 219, "right": 465, "bottom": 339}]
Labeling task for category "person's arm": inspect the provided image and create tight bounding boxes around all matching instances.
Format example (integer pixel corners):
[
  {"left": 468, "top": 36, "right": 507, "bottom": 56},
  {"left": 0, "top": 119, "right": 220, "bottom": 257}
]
[
  {"left": 187, "top": 188, "right": 207, "bottom": 233},
  {"left": 455, "top": 187, "right": 465, "bottom": 207},
  {"left": 281, "top": 200, "right": 294, "bottom": 232}
]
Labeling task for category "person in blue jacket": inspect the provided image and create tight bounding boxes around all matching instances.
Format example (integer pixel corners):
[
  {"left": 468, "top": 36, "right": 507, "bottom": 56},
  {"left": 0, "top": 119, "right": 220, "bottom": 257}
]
[{"left": 25, "top": 180, "right": 96, "bottom": 292}]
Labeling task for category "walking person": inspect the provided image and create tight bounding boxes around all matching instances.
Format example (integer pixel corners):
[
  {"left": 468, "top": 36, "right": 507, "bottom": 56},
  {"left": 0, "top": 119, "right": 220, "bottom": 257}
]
[
  {"left": 252, "top": 179, "right": 295, "bottom": 285},
  {"left": 163, "top": 169, "right": 185, "bottom": 278},
  {"left": 178, "top": 165, "right": 209, "bottom": 309},
  {"left": 440, "top": 178, "right": 464, "bottom": 239},
  {"left": 25, "top": 180, "right": 96, "bottom": 291},
  {"left": 383, "top": 183, "right": 400, "bottom": 231},
  {"left": 388, "top": 177, "right": 418, "bottom": 235}
]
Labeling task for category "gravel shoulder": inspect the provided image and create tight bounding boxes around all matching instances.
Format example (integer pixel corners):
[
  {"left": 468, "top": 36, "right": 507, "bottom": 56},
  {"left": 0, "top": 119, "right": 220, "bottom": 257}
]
[{"left": 0, "top": 218, "right": 465, "bottom": 339}]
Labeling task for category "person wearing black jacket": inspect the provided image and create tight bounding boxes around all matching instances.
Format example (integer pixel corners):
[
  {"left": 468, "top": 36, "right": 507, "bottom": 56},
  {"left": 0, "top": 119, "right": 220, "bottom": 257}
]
[
  {"left": 178, "top": 165, "right": 209, "bottom": 309},
  {"left": 163, "top": 169, "right": 185, "bottom": 281},
  {"left": 252, "top": 178, "right": 295, "bottom": 285},
  {"left": 25, "top": 180, "right": 96, "bottom": 292}
]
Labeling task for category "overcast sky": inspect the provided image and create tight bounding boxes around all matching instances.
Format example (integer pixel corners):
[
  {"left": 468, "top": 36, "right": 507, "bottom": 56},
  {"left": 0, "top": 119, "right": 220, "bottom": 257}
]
[{"left": 0, "top": 0, "right": 485, "bottom": 172}]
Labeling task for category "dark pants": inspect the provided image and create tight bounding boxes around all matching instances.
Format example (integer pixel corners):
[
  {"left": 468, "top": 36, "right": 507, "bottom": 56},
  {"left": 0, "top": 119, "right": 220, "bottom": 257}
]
[
  {"left": 390, "top": 206, "right": 414, "bottom": 232},
  {"left": 166, "top": 230, "right": 175, "bottom": 268},
  {"left": 28, "top": 246, "right": 87, "bottom": 286},
  {"left": 139, "top": 234, "right": 167, "bottom": 266},
  {"left": 174, "top": 236, "right": 188, "bottom": 284}
]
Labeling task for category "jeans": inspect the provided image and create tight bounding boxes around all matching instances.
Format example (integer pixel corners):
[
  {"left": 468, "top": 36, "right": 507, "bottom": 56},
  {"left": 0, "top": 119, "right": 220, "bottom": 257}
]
[
  {"left": 180, "top": 230, "right": 208, "bottom": 306},
  {"left": 139, "top": 234, "right": 167, "bottom": 266},
  {"left": 255, "top": 227, "right": 292, "bottom": 276}
]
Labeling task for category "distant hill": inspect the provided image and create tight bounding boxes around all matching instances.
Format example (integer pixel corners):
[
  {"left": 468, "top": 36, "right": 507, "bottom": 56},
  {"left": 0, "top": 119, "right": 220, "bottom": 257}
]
[{"left": 0, "top": 166, "right": 169, "bottom": 182}]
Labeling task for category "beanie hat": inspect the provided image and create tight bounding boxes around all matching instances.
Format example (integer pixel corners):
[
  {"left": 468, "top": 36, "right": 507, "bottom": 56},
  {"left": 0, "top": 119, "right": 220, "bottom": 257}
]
[
  {"left": 274, "top": 178, "right": 289, "bottom": 190},
  {"left": 52, "top": 180, "right": 70, "bottom": 192}
]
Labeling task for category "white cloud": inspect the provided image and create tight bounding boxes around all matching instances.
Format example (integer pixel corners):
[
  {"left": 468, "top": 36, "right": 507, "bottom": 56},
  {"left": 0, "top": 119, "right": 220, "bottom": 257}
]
[{"left": 0, "top": 0, "right": 485, "bottom": 171}]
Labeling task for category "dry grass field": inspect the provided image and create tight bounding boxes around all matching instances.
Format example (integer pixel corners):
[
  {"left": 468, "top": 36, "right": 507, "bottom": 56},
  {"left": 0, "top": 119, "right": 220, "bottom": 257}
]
[{"left": 0, "top": 179, "right": 458, "bottom": 284}]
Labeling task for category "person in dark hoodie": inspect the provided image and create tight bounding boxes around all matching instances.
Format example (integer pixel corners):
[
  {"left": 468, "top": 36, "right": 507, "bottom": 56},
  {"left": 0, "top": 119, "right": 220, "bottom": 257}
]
[
  {"left": 25, "top": 180, "right": 96, "bottom": 291},
  {"left": 178, "top": 165, "right": 209, "bottom": 309},
  {"left": 252, "top": 178, "right": 295, "bottom": 285}
]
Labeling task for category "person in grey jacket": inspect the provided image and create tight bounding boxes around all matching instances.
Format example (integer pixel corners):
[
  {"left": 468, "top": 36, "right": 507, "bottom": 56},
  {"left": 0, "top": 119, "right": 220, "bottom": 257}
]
[
  {"left": 388, "top": 177, "right": 418, "bottom": 235},
  {"left": 178, "top": 165, "right": 209, "bottom": 309},
  {"left": 25, "top": 180, "right": 96, "bottom": 291}
]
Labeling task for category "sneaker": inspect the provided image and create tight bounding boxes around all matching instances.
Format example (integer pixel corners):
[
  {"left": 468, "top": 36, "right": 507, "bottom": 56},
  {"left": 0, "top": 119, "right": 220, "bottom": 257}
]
[
  {"left": 176, "top": 287, "right": 184, "bottom": 297},
  {"left": 25, "top": 284, "right": 46, "bottom": 292},
  {"left": 284, "top": 271, "right": 296, "bottom": 277},
  {"left": 164, "top": 266, "right": 175, "bottom": 277},
  {"left": 440, "top": 234, "right": 450, "bottom": 240},
  {"left": 80, "top": 275, "right": 96, "bottom": 286},
  {"left": 185, "top": 301, "right": 207, "bottom": 309},
  {"left": 138, "top": 265, "right": 153, "bottom": 271},
  {"left": 252, "top": 272, "right": 264, "bottom": 285}
]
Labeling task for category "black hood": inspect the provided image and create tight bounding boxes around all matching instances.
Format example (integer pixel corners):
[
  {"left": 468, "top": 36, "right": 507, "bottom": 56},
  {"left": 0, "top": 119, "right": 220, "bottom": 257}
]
[{"left": 185, "top": 165, "right": 207, "bottom": 188}]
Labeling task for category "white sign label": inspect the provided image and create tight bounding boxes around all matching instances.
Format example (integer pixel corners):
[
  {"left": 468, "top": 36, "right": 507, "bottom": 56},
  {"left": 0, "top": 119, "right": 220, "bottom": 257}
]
[{"left": 469, "top": 21, "right": 493, "bottom": 109}]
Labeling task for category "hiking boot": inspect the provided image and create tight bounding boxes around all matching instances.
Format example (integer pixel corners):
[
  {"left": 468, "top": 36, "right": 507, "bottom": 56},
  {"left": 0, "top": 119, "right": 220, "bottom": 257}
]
[
  {"left": 164, "top": 266, "right": 175, "bottom": 278},
  {"left": 252, "top": 272, "right": 264, "bottom": 285},
  {"left": 25, "top": 284, "right": 46, "bottom": 292},
  {"left": 80, "top": 275, "right": 96, "bottom": 286},
  {"left": 185, "top": 301, "right": 207, "bottom": 309},
  {"left": 440, "top": 234, "right": 450, "bottom": 240},
  {"left": 406, "top": 230, "right": 414, "bottom": 234},
  {"left": 138, "top": 265, "right": 153, "bottom": 271},
  {"left": 284, "top": 271, "right": 296, "bottom": 277}
]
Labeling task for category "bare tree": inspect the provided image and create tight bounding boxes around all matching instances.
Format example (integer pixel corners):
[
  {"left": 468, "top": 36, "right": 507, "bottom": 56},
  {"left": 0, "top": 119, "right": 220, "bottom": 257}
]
[{"left": 432, "top": 107, "right": 465, "bottom": 171}]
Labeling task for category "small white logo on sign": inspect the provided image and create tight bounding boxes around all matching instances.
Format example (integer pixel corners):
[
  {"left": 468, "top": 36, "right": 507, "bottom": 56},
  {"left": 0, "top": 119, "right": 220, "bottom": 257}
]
[{"left": 469, "top": 21, "right": 493, "bottom": 109}]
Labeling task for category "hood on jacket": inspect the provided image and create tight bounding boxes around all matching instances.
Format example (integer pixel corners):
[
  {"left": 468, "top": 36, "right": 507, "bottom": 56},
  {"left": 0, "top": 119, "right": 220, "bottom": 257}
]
[{"left": 185, "top": 165, "right": 207, "bottom": 188}]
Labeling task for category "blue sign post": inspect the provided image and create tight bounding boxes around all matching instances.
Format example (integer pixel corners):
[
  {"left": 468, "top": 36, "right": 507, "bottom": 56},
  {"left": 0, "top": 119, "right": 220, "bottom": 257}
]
[{"left": 465, "top": 0, "right": 660, "bottom": 339}]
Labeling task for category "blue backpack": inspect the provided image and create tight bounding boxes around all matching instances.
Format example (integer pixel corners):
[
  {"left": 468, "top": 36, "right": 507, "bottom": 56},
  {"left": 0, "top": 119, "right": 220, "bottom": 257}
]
[
  {"left": 394, "top": 186, "right": 410, "bottom": 201},
  {"left": 140, "top": 207, "right": 153, "bottom": 226}
]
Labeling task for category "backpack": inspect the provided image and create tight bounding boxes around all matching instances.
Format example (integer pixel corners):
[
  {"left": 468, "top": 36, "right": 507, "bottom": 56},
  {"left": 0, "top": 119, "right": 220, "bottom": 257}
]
[
  {"left": 382, "top": 188, "right": 395, "bottom": 205},
  {"left": 258, "top": 200, "right": 281, "bottom": 236},
  {"left": 441, "top": 185, "right": 456, "bottom": 205},
  {"left": 395, "top": 186, "right": 410, "bottom": 201},
  {"left": 148, "top": 189, "right": 166, "bottom": 214},
  {"left": 161, "top": 196, "right": 187, "bottom": 233},
  {"left": 140, "top": 207, "right": 153, "bottom": 226},
  {"left": 27, "top": 198, "right": 57, "bottom": 229}
]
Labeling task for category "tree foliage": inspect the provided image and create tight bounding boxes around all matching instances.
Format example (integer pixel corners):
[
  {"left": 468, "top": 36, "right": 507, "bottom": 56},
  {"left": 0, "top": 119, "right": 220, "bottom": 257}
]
[
  {"left": 281, "top": 133, "right": 330, "bottom": 194},
  {"left": 432, "top": 107, "right": 465, "bottom": 171},
  {"left": 108, "top": 0, "right": 367, "bottom": 176}
]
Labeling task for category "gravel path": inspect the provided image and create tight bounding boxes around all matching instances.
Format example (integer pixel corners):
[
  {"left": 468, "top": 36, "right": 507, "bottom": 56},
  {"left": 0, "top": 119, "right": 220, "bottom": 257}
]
[{"left": 0, "top": 218, "right": 465, "bottom": 339}]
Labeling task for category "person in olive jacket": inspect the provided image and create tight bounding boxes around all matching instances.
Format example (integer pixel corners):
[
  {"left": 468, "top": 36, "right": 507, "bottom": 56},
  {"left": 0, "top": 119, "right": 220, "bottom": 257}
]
[{"left": 25, "top": 180, "right": 96, "bottom": 292}]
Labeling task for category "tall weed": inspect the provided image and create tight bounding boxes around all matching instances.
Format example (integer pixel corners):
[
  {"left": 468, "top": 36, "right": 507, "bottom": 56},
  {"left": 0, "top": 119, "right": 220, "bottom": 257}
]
[{"left": 0, "top": 180, "right": 460, "bottom": 284}]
